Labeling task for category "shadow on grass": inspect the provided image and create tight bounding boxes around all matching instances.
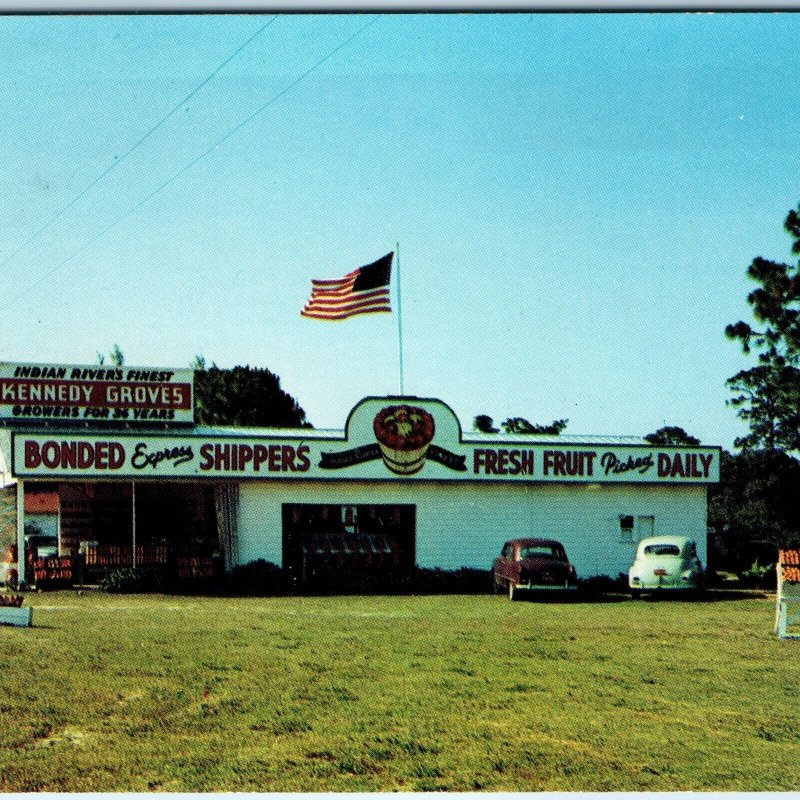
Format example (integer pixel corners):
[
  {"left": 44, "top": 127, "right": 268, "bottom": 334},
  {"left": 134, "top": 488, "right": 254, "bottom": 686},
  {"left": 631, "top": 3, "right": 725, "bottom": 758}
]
[
  {"left": 664, "top": 588, "right": 770, "bottom": 603},
  {"left": 509, "top": 590, "right": 625, "bottom": 604},
  {"left": 619, "top": 588, "right": 770, "bottom": 603},
  {"left": 507, "top": 588, "right": 770, "bottom": 604}
]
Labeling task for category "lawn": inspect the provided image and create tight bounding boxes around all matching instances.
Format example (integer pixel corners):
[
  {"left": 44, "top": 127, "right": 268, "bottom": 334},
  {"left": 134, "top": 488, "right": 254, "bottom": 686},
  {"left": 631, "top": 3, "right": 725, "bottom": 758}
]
[{"left": 0, "top": 590, "right": 797, "bottom": 792}]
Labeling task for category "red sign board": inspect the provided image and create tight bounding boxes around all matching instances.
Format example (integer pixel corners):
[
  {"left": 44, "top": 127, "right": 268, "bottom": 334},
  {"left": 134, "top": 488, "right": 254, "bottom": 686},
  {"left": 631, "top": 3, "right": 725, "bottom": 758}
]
[{"left": 0, "top": 362, "right": 194, "bottom": 424}]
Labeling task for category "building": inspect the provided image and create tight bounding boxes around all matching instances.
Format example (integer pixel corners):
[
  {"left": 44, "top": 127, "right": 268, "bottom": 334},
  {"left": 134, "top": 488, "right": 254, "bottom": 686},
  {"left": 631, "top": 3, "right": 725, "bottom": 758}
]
[{"left": 0, "top": 361, "right": 721, "bottom": 588}]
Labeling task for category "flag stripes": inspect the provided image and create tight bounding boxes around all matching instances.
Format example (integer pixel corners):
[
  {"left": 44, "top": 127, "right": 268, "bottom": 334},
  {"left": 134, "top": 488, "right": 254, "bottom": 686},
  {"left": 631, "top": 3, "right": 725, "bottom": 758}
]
[{"left": 301, "top": 253, "right": 393, "bottom": 321}]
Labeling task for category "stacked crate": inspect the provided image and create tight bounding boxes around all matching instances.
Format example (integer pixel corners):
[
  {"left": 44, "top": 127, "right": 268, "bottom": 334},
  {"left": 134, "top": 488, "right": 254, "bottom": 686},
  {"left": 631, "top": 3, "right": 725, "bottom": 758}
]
[
  {"left": 33, "top": 556, "right": 74, "bottom": 588},
  {"left": 176, "top": 556, "right": 214, "bottom": 579},
  {"left": 776, "top": 549, "right": 800, "bottom": 639},
  {"left": 83, "top": 544, "right": 168, "bottom": 567}
]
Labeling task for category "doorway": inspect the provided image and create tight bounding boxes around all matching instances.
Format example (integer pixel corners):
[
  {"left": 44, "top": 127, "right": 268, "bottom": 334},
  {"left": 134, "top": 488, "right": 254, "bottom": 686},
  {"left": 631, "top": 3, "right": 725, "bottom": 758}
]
[{"left": 282, "top": 503, "right": 416, "bottom": 592}]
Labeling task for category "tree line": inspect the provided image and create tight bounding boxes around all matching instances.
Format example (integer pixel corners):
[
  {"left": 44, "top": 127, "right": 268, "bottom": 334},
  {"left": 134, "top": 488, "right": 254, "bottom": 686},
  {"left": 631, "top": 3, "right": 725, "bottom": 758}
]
[{"left": 96, "top": 348, "right": 310, "bottom": 429}]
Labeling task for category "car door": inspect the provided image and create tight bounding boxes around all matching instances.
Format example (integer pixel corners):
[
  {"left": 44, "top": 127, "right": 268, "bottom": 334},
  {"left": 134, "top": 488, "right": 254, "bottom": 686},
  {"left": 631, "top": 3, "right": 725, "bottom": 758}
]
[{"left": 493, "top": 542, "right": 515, "bottom": 583}]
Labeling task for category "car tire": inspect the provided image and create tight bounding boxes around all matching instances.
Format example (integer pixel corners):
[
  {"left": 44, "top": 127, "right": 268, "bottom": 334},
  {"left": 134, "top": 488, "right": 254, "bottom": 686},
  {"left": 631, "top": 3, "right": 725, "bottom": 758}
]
[{"left": 492, "top": 574, "right": 503, "bottom": 595}]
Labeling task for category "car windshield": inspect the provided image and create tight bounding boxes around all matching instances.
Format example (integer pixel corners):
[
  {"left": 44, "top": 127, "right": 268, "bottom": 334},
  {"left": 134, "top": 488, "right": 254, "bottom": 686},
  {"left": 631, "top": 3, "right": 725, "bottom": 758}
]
[
  {"left": 519, "top": 544, "right": 564, "bottom": 559},
  {"left": 643, "top": 544, "right": 681, "bottom": 557}
]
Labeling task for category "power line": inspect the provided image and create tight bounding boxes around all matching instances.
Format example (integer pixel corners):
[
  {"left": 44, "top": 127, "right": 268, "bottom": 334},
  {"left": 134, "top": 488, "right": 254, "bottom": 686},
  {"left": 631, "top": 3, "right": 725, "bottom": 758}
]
[
  {"left": 4, "top": 15, "right": 379, "bottom": 311},
  {"left": 5, "top": 15, "right": 380, "bottom": 311},
  {"left": 0, "top": 16, "right": 278, "bottom": 272}
]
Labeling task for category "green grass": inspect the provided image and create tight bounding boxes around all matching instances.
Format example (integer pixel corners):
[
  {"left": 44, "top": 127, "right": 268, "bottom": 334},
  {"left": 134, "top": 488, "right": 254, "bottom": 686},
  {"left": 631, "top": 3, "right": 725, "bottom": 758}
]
[{"left": 1, "top": 590, "right": 798, "bottom": 791}]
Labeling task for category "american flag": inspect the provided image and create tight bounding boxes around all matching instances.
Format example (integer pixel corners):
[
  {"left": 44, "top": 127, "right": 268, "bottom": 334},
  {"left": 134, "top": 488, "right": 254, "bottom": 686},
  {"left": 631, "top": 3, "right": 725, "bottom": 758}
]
[{"left": 301, "top": 253, "right": 393, "bottom": 321}]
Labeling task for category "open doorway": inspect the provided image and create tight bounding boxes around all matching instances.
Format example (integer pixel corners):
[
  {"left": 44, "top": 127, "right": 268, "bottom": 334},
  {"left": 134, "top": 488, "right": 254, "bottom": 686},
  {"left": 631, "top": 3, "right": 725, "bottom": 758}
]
[{"left": 282, "top": 503, "right": 415, "bottom": 592}]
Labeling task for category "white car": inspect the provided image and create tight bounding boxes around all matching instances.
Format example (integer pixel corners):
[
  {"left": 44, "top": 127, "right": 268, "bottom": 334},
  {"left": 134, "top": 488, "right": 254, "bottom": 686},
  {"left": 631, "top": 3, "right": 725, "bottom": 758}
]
[{"left": 628, "top": 535, "right": 704, "bottom": 597}]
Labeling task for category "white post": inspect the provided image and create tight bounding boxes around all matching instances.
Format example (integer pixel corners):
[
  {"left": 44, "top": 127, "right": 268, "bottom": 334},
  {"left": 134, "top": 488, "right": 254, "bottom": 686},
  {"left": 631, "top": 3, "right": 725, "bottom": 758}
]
[
  {"left": 132, "top": 482, "right": 137, "bottom": 569},
  {"left": 16, "top": 479, "right": 25, "bottom": 589},
  {"left": 395, "top": 241, "right": 404, "bottom": 396},
  {"left": 57, "top": 486, "right": 62, "bottom": 556}
]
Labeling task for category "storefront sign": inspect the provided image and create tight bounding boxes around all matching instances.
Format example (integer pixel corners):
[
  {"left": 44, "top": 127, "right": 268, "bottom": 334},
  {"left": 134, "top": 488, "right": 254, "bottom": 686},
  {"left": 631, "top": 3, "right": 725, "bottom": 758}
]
[
  {"left": 11, "top": 397, "right": 721, "bottom": 484},
  {"left": 0, "top": 362, "right": 194, "bottom": 424}
]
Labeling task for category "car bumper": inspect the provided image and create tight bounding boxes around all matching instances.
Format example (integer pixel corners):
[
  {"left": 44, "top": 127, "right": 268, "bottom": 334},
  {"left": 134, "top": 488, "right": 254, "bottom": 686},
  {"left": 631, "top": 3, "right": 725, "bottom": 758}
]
[
  {"left": 515, "top": 582, "right": 578, "bottom": 591},
  {"left": 629, "top": 578, "right": 697, "bottom": 590}
]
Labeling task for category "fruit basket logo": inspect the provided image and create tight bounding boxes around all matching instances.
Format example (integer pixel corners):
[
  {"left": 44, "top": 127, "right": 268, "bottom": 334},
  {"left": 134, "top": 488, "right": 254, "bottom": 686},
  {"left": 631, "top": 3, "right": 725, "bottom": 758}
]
[
  {"left": 372, "top": 405, "right": 436, "bottom": 475},
  {"left": 318, "top": 404, "right": 466, "bottom": 474}
]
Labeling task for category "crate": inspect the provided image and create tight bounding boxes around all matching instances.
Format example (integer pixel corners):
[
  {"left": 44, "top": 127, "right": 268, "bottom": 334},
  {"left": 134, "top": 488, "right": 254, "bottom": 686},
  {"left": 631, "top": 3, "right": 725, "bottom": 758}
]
[
  {"left": 176, "top": 556, "right": 214, "bottom": 579},
  {"left": 33, "top": 556, "right": 74, "bottom": 589},
  {"left": 83, "top": 544, "right": 168, "bottom": 567},
  {"left": 776, "top": 550, "right": 800, "bottom": 639}
]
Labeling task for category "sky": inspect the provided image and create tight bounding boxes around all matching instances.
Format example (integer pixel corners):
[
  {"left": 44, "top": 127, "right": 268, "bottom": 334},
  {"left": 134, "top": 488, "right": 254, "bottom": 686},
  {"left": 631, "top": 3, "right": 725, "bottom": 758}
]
[{"left": 1, "top": 12, "right": 799, "bottom": 448}]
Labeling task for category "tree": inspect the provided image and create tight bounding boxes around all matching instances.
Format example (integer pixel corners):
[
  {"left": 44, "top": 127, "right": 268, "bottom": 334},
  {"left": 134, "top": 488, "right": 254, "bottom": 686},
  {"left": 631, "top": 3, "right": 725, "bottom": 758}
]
[
  {"left": 193, "top": 362, "right": 311, "bottom": 428},
  {"left": 708, "top": 449, "right": 800, "bottom": 568},
  {"left": 726, "top": 365, "right": 800, "bottom": 451},
  {"left": 644, "top": 426, "right": 700, "bottom": 446},
  {"left": 473, "top": 414, "right": 568, "bottom": 435},
  {"left": 472, "top": 415, "right": 499, "bottom": 433},
  {"left": 501, "top": 417, "right": 568, "bottom": 435},
  {"left": 726, "top": 203, "right": 800, "bottom": 450},
  {"left": 96, "top": 344, "right": 125, "bottom": 366}
]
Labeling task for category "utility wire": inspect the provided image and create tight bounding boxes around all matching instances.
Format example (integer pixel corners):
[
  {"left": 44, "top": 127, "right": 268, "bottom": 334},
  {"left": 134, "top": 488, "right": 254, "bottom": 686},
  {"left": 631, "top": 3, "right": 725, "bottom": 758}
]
[
  {"left": 0, "top": 16, "right": 278, "bottom": 272},
  {"left": 4, "top": 15, "right": 379, "bottom": 311}
]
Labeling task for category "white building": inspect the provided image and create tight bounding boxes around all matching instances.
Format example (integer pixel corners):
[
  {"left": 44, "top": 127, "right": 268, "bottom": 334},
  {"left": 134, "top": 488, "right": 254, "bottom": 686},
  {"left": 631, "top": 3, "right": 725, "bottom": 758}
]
[{"left": 0, "top": 363, "right": 720, "bottom": 588}]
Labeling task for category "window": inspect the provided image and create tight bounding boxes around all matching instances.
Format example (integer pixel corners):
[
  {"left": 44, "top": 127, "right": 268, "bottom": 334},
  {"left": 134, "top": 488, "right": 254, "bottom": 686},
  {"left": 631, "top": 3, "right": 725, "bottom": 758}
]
[
  {"left": 638, "top": 515, "right": 655, "bottom": 539},
  {"left": 644, "top": 544, "right": 680, "bottom": 556},
  {"left": 519, "top": 544, "right": 564, "bottom": 559},
  {"left": 619, "top": 515, "right": 655, "bottom": 543},
  {"left": 619, "top": 515, "right": 635, "bottom": 542}
]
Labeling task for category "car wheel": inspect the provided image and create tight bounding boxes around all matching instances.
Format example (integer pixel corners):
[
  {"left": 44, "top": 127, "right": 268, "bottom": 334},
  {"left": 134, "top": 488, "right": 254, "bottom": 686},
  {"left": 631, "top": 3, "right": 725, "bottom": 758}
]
[{"left": 492, "top": 574, "right": 503, "bottom": 594}]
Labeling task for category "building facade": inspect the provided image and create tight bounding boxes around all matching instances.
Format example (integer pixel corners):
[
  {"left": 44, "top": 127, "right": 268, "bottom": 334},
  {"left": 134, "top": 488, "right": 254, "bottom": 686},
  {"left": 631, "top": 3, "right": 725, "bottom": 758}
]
[{"left": 0, "top": 362, "right": 720, "bottom": 588}]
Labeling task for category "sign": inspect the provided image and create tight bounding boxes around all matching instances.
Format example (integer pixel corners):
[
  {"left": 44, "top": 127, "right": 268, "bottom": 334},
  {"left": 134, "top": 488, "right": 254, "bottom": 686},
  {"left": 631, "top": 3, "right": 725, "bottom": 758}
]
[
  {"left": 11, "top": 397, "right": 721, "bottom": 484},
  {"left": 0, "top": 362, "right": 194, "bottom": 424}
]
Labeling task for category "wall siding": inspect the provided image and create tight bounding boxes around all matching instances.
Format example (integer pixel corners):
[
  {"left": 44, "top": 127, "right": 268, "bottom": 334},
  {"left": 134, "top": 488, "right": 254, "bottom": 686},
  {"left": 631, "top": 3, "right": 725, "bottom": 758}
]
[{"left": 238, "top": 481, "right": 708, "bottom": 579}]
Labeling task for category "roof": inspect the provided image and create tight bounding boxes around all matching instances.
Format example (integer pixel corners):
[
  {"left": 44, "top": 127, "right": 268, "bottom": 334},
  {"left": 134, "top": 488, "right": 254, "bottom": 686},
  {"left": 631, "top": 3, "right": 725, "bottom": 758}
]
[
  {"left": 781, "top": 566, "right": 800, "bottom": 584},
  {"left": 192, "top": 425, "right": 342, "bottom": 439},
  {"left": 1, "top": 422, "right": 648, "bottom": 446},
  {"left": 506, "top": 537, "right": 565, "bottom": 548},
  {"left": 463, "top": 432, "right": 648, "bottom": 446},
  {"left": 637, "top": 535, "right": 694, "bottom": 548}
]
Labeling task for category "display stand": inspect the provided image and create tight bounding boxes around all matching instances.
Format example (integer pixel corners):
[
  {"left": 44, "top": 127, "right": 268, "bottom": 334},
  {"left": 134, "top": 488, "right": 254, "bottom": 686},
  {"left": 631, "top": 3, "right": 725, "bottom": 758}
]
[
  {"left": 0, "top": 597, "right": 32, "bottom": 627},
  {"left": 776, "top": 550, "right": 800, "bottom": 639}
]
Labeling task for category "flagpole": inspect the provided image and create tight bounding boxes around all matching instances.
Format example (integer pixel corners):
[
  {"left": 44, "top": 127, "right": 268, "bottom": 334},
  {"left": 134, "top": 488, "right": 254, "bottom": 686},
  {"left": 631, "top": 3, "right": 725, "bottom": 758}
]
[{"left": 396, "top": 241, "right": 404, "bottom": 396}]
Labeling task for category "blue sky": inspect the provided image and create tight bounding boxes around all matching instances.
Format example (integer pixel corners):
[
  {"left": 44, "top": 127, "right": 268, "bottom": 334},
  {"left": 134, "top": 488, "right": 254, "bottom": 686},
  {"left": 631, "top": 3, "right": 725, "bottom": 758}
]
[{"left": 1, "top": 13, "right": 799, "bottom": 448}]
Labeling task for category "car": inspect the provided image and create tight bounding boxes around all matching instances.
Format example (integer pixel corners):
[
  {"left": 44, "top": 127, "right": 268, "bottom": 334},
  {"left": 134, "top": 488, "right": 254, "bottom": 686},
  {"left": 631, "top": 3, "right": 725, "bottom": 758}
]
[
  {"left": 628, "top": 535, "right": 703, "bottom": 597},
  {"left": 492, "top": 538, "right": 578, "bottom": 600}
]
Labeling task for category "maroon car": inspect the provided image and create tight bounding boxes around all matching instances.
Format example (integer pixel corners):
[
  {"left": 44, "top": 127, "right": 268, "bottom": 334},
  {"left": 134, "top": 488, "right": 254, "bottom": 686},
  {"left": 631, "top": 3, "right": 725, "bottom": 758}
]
[{"left": 492, "top": 538, "right": 578, "bottom": 600}]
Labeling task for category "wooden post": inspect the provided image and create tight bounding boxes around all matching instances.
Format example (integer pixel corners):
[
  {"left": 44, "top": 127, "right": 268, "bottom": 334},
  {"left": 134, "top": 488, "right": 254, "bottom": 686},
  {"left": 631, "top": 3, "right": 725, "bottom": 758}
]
[
  {"left": 57, "top": 485, "right": 62, "bottom": 556},
  {"left": 16, "top": 479, "right": 25, "bottom": 589},
  {"left": 131, "top": 482, "right": 137, "bottom": 570}
]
